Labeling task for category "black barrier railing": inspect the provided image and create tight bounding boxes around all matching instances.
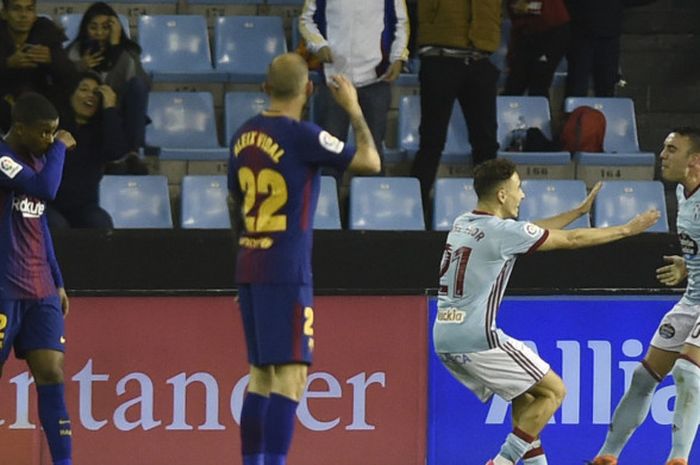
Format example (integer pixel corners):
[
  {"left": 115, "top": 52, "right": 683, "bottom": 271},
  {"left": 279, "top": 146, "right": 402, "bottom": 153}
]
[{"left": 53, "top": 230, "right": 683, "bottom": 295}]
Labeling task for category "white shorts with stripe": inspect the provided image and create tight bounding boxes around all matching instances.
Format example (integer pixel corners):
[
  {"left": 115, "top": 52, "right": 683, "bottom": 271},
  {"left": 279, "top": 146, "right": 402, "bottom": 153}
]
[
  {"left": 437, "top": 338, "right": 550, "bottom": 403},
  {"left": 651, "top": 300, "right": 700, "bottom": 352}
]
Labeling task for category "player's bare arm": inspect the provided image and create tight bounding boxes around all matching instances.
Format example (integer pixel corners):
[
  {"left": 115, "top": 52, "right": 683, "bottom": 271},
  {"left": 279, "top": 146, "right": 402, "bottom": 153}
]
[
  {"left": 656, "top": 255, "right": 688, "bottom": 286},
  {"left": 537, "top": 208, "right": 660, "bottom": 251},
  {"left": 328, "top": 75, "right": 381, "bottom": 174},
  {"left": 534, "top": 181, "right": 602, "bottom": 230}
]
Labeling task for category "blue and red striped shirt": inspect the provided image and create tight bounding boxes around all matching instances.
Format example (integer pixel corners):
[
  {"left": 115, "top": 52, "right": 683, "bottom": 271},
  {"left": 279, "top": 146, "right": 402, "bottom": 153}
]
[
  {"left": 0, "top": 140, "right": 65, "bottom": 299},
  {"left": 228, "top": 114, "right": 354, "bottom": 284}
]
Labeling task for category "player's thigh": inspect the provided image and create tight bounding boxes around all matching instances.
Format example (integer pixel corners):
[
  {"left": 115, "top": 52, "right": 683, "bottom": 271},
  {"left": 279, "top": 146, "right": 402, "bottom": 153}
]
[
  {"left": 644, "top": 345, "right": 679, "bottom": 379},
  {"left": 271, "top": 363, "right": 309, "bottom": 401},
  {"left": 247, "top": 364, "right": 274, "bottom": 396},
  {"left": 525, "top": 369, "right": 566, "bottom": 403},
  {"left": 26, "top": 349, "right": 65, "bottom": 384}
]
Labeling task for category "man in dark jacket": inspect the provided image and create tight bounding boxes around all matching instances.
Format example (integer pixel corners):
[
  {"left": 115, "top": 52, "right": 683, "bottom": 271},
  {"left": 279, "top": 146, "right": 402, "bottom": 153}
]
[
  {"left": 565, "top": 0, "right": 655, "bottom": 97},
  {"left": 0, "top": 0, "right": 78, "bottom": 132},
  {"left": 409, "top": 0, "right": 501, "bottom": 209}
]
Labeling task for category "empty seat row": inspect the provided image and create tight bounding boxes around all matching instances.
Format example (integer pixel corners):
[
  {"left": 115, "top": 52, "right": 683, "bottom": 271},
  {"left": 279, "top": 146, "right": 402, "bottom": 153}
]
[
  {"left": 58, "top": 14, "right": 287, "bottom": 82},
  {"left": 98, "top": 176, "right": 669, "bottom": 232}
]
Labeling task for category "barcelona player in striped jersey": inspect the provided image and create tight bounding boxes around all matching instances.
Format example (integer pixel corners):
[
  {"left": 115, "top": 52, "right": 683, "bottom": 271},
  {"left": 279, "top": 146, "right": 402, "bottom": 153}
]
[
  {"left": 590, "top": 128, "right": 700, "bottom": 465},
  {"left": 228, "top": 53, "right": 380, "bottom": 465},
  {"left": 434, "top": 158, "right": 659, "bottom": 465},
  {"left": 0, "top": 92, "right": 76, "bottom": 465}
]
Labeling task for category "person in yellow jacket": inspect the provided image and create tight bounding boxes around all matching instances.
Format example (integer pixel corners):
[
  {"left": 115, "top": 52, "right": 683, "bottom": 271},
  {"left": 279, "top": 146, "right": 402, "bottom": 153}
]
[{"left": 410, "top": 0, "right": 501, "bottom": 210}]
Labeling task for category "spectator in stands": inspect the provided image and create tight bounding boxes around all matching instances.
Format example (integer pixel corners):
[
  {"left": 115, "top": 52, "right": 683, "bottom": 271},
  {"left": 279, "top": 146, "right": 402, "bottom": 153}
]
[
  {"left": 503, "top": 0, "right": 570, "bottom": 97},
  {"left": 48, "top": 72, "right": 128, "bottom": 229},
  {"left": 565, "top": 0, "right": 655, "bottom": 97},
  {"left": 0, "top": 0, "right": 78, "bottom": 133},
  {"left": 66, "top": 2, "right": 150, "bottom": 167},
  {"left": 409, "top": 0, "right": 501, "bottom": 207},
  {"left": 299, "top": 0, "right": 409, "bottom": 173}
]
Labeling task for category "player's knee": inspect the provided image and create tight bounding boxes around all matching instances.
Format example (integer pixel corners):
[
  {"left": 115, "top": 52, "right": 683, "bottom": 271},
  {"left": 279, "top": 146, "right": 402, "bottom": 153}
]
[
  {"left": 31, "top": 365, "right": 64, "bottom": 385},
  {"left": 542, "top": 378, "right": 566, "bottom": 408},
  {"left": 273, "top": 365, "right": 308, "bottom": 401}
]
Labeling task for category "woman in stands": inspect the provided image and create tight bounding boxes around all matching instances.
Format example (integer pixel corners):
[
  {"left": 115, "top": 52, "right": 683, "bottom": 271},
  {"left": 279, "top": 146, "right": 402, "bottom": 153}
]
[
  {"left": 48, "top": 71, "right": 129, "bottom": 229},
  {"left": 66, "top": 2, "right": 150, "bottom": 171}
]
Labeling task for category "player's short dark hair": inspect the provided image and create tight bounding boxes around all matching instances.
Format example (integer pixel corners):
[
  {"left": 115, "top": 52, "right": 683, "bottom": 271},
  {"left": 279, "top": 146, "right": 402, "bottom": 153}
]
[
  {"left": 473, "top": 158, "right": 517, "bottom": 199},
  {"left": 672, "top": 127, "right": 700, "bottom": 155},
  {"left": 11, "top": 92, "right": 59, "bottom": 125}
]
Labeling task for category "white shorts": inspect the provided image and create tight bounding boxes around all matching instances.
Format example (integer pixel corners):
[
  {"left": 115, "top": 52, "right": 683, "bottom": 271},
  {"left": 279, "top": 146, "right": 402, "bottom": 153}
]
[
  {"left": 437, "top": 338, "right": 550, "bottom": 403},
  {"left": 650, "top": 300, "right": 700, "bottom": 352}
]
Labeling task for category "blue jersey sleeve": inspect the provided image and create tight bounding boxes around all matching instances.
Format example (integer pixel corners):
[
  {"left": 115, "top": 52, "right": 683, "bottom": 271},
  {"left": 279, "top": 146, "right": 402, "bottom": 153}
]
[
  {"left": 0, "top": 141, "right": 67, "bottom": 200},
  {"left": 297, "top": 122, "right": 354, "bottom": 173},
  {"left": 41, "top": 215, "right": 64, "bottom": 288}
]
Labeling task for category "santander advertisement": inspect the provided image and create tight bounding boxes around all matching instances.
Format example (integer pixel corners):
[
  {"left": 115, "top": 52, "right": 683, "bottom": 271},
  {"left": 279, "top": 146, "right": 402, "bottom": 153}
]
[{"left": 0, "top": 296, "right": 427, "bottom": 465}]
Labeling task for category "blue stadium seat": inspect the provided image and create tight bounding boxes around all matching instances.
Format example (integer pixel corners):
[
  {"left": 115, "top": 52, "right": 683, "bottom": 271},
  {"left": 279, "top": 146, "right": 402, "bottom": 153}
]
[
  {"left": 181, "top": 175, "right": 231, "bottom": 229},
  {"left": 146, "top": 92, "right": 228, "bottom": 160},
  {"left": 564, "top": 97, "right": 655, "bottom": 186},
  {"left": 214, "top": 16, "right": 287, "bottom": 82},
  {"left": 138, "top": 15, "right": 222, "bottom": 81},
  {"left": 58, "top": 13, "right": 130, "bottom": 45},
  {"left": 593, "top": 180, "right": 669, "bottom": 233},
  {"left": 432, "top": 178, "right": 477, "bottom": 231},
  {"left": 520, "top": 179, "right": 590, "bottom": 229},
  {"left": 99, "top": 176, "right": 173, "bottom": 228},
  {"left": 314, "top": 176, "right": 341, "bottom": 230},
  {"left": 496, "top": 96, "right": 573, "bottom": 178},
  {"left": 564, "top": 97, "right": 641, "bottom": 153},
  {"left": 398, "top": 95, "right": 471, "bottom": 164},
  {"left": 224, "top": 91, "right": 269, "bottom": 144},
  {"left": 349, "top": 177, "right": 425, "bottom": 230}
]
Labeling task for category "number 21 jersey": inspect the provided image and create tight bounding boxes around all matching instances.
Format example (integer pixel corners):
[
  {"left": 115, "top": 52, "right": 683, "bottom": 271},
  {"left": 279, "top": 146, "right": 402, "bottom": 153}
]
[{"left": 434, "top": 211, "right": 548, "bottom": 353}]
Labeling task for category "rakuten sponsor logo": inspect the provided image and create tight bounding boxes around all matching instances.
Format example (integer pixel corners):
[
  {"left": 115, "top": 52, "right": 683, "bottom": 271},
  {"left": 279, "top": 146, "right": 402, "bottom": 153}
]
[
  {"left": 0, "top": 360, "right": 386, "bottom": 433},
  {"left": 485, "top": 338, "right": 676, "bottom": 426},
  {"left": 12, "top": 197, "right": 45, "bottom": 219}
]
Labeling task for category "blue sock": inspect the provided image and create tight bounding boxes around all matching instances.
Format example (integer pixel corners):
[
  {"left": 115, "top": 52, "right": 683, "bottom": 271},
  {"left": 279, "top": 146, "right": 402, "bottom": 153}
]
[
  {"left": 264, "top": 393, "right": 299, "bottom": 465},
  {"left": 240, "top": 392, "right": 270, "bottom": 465},
  {"left": 36, "top": 383, "right": 72, "bottom": 465}
]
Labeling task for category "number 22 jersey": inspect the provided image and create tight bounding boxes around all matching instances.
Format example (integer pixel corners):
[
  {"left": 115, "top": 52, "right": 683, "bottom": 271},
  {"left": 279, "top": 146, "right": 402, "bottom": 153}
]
[{"left": 228, "top": 114, "right": 354, "bottom": 285}]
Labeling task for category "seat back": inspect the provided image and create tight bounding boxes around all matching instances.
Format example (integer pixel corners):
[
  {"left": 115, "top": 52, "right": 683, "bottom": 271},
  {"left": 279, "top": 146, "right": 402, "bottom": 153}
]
[
  {"left": 146, "top": 92, "right": 221, "bottom": 149},
  {"left": 58, "top": 13, "right": 130, "bottom": 45},
  {"left": 181, "top": 175, "right": 231, "bottom": 229},
  {"left": 564, "top": 97, "right": 640, "bottom": 153},
  {"left": 138, "top": 15, "right": 213, "bottom": 73},
  {"left": 497, "top": 96, "right": 553, "bottom": 150},
  {"left": 349, "top": 177, "right": 425, "bottom": 230},
  {"left": 99, "top": 175, "right": 173, "bottom": 228},
  {"left": 314, "top": 176, "right": 341, "bottom": 230},
  {"left": 398, "top": 95, "right": 471, "bottom": 156},
  {"left": 224, "top": 91, "right": 270, "bottom": 143},
  {"left": 214, "top": 16, "right": 286, "bottom": 75},
  {"left": 520, "top": 180, "right": 590, "bottom": 229},
  {"left": 593, "top": 180, "right": 669, "bottom": 232},
  {"left": 432, "top": 178, "right": 477, "bottom": 231}
]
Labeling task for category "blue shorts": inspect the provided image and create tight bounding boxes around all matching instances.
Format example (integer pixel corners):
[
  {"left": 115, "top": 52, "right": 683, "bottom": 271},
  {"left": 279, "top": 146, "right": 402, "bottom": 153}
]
[
  {"left": 0, "top": 296, "right": 65, "bottom": 363},
  {"left": 237, "top": 283, "right": 314, "bottom": 366}
]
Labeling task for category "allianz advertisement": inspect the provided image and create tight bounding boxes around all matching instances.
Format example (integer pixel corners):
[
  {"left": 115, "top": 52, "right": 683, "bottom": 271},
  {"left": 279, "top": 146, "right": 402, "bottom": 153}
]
[{"left": 428, "top": 296, "right": 700, "bottom": 465}]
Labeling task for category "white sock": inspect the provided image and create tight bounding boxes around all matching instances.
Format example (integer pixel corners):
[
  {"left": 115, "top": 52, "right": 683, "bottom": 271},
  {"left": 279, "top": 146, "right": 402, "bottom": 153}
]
[
  {"left": 599, "top": 362, "right": 659, "bottom": 457},
  {"left": 523, "top": 439, "right": 547, "bottom": 465},
  {"left": 668, "top": 358, "right": 700, "bottom": 460},
  {"left": 495, "top": 431, "right": 532, "bottom": 464}
]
